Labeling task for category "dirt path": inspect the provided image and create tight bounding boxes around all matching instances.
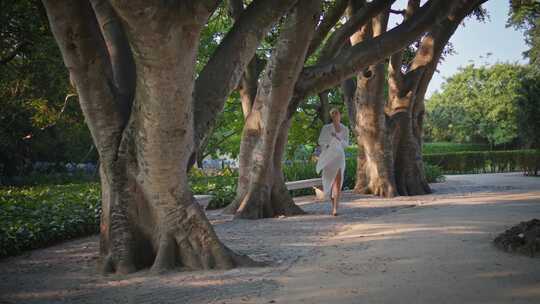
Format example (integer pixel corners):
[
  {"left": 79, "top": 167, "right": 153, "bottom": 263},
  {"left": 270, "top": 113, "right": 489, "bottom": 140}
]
[{"left": 1, "top": 173, "right": 539, "bottom": 303}]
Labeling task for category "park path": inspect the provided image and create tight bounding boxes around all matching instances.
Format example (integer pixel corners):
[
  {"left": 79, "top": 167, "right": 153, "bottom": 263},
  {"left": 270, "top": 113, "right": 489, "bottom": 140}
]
[{"left": 0, "top": 173, "right": 539, "bottom": 303}]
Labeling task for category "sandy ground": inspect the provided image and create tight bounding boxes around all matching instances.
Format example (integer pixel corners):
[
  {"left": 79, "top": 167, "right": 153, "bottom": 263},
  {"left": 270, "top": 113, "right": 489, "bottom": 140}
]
[{"left": 1, "top": 173, "right": 539, "bottom": 304}]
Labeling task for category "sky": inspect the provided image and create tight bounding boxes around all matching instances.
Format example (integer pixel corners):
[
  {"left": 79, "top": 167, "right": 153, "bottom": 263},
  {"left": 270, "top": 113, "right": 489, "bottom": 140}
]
[{"left": 389, "top": 0, "right": 529, "bottom": 97}]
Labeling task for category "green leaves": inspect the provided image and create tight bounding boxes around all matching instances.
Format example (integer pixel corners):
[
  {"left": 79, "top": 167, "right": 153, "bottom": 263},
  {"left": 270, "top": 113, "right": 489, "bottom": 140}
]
[
  {"left": 0, "top": 183, "right": 101, "bottom": 258},
  {"left": 425, "top": 63, "right": 533, "bottom": 146}
]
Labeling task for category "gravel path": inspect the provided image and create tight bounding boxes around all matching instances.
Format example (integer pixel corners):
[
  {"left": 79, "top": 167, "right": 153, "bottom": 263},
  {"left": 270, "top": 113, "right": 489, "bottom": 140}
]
[{"left": 0, "top": 173, "right": 539, "bottom": 303}]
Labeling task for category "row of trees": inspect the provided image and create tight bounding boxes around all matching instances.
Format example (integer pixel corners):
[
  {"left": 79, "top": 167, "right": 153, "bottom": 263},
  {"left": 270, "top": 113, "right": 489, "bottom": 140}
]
[
  {"left": 15, "top": 0, "right": 540, "bottom": 274},
  {"left": 425, "top": 0, "right": 540, "bottom": 149},
  {"left": 425, "top": 63, "right": 540, "bottom": 148},
  {"left": 38, "top": 0, "right": 488, "bottom": 274}
]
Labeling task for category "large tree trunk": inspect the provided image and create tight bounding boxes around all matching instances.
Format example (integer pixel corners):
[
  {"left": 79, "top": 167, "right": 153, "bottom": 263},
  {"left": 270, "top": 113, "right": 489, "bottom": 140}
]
[
  {"left": 386, "top": 0, "right": 484, "bottom": 196},
  {"left": 44, "top": 0, "right": 256, "bottom": 274},
  {"left": 226, "top": 1, "right": 321, "bottom": 219},
  {"left": 389, "top": 110, "right": 431, "bottom": 195},
  {"left": 348, "top": 6, "right": 397, "bottom": 197}
]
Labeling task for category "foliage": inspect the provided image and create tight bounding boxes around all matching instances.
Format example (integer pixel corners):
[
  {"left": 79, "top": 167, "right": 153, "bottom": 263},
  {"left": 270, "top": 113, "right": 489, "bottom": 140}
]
[
  {"left": 0, "top": 183, "right": 101, "bottom": 258},
  {"left": 1, "top": 171, "right": 97, "bottom": 187},
  {"left": 348, "top": 142, "right": 491, "bottom": 157},
  {"left": 423, "top": 149, "right": 540, "bottom": 175},
  {"left": 424, "top": 164, "right": 446, "bottom": 183},
  {"left": 190, "top": 176, "right": 237, "bottom": 209},
  {"left": 189, "top": 167, "right": 238, "bottom": 209},
  {"left": 508, "top": 0, "right": 540, "bottom": 66},
  {"left": 0, "top": 0, "right": 95, "bottom": 176},
  {"left": 202, "top": 94, "right": 245, "bottom": 160},
  {"left": 425, "top": 63, "right": 532, "bottom": 147},
  {"left": 515, "top": 68, "right": 540, "bottom": 148},
  {"left": 422, "top": 142, "right": 490, "bottom": 154}
]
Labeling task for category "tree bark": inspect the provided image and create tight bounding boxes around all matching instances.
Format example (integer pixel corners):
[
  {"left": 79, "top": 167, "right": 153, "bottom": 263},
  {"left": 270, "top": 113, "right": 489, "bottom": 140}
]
[
  {"left": 225, "top": 1, "right": 321, "bottom": 219},
  {"left": 387, "top": 0, "right": 486, "bottom": 196},
  {"left": 44, "top": 0, "right": 258, "bottom": 275},
  {"left": 193, "top": 0, "right": 298, "bottom": 152},
  {"left": 318, "top": 91, "right": 332, "bottom": 124},
  {"left": 350, "top": 11, "right": 397, "bottom": 197}
]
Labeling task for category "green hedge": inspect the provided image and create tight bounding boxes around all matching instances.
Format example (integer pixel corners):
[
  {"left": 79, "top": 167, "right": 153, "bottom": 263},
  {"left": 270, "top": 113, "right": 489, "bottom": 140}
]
[
  {"left": 423, "top": 150, "right": 540, "bottom": 175},
  {"left": 422, "top": 142, "right": 490, "bottom": 154},
  {"left": 346, "top": 142, "right": 491, "bottom": 157},
  {"left": 0, "top": 183, "right": 101, "bottom": 258}
]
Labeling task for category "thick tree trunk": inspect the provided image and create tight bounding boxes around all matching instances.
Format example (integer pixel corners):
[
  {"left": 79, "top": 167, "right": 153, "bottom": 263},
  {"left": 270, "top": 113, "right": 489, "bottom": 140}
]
[
  {"left": 348, "top": 9, "right": 397, "bottom": 197},
  {"left": 103, "top": 4, "right": 254, "bottom": 273},
  {"left": 389, "top": 111, "right": 431, "bottom": 195},
  {"left": 385, "top": 0, "right": 484, "bottom": 196},
  {"left": 227, "top": 118, "right": 304, "bottom": 218},
  {"left": 44, "top": 0, "right": 256, "bottom": 274},
  {"left": 226, "top": 1, "right": 320, "bottom": 219}
]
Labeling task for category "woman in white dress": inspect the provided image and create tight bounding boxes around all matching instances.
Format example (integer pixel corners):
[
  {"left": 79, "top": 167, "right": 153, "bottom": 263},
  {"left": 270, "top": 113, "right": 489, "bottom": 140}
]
[{"left": 316, "top": 108, "right": 349, "bottom": 216}]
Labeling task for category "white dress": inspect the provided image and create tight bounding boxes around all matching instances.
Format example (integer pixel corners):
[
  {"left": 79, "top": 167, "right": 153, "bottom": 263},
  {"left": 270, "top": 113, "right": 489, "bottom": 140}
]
[{"left": 316, "top": 123, "right": 349, "bottom": 199}]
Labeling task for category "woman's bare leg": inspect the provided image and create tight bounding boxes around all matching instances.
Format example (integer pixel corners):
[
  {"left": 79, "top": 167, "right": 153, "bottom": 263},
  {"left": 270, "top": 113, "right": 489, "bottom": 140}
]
[{"left": 331, "top": 168, "right": 342, "bottom": 216}]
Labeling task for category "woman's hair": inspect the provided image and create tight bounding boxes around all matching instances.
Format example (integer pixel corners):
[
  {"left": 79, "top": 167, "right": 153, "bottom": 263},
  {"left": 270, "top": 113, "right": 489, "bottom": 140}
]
[{"left": 329, "top": 107, "right": 340, "bottom": 116}]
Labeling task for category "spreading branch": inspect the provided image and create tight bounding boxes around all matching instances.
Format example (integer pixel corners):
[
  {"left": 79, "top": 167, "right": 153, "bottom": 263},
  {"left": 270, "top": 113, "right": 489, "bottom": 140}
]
[
  {"left": 294, "top": 0, "right": 457, "bottom": 101},
  {"left": 193, "top": 0, "right": 297, "bottom": 149},
  {"left": 317, "top": 0, "right": 396, "bottom": 61},
  {"left": 89, "top": 0, "right": 135, "bottom": 122},
  {"left": 306, "top": 0, "right": 349, "bottom": 58},
  {"left": 42, "top": 0, "right": 125, "bottom": 163}
]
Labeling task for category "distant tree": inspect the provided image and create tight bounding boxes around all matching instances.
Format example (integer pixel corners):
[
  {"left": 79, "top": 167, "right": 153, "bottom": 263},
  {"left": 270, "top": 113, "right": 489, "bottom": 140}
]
[
  {"left": 425, "top": 63, "right": 529, "bottom": 147},
  {"left": 516, "top": 68, "right": 540, "bottom": 148}
]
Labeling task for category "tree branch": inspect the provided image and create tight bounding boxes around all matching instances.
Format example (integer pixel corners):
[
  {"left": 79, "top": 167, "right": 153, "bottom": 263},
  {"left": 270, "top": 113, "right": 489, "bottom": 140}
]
[
  {"left": 193, "top": 0, "right": 297, "bottom": 149},
  {"left": 317, "top": 0, "right": 396, "bottom": 61},
  {"left": 390, "top": 9, "right": 406, "bottom": 15},
  {"left": 306, "top": 0, "right": 349, "bottom": 58},
  {"left": 294, "top": 0, "right": 457, "bottom": 101},
  {"left": 407, "top": 0, "right": 488, "bottom": 103},
  {"left": 42, "top": 0, "right": 125, "bottom": 163},
  {"left": 388, "top": 0, "right": 420, "bottom": 100},
  {"left": 90, "top": 0, "right": 135, "bottom": 122}
]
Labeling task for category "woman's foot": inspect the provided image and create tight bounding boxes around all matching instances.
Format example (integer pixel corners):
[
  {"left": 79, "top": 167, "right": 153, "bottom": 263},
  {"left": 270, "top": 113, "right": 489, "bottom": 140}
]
[{"left": 332, "top": 209, "right": 338, "bottom": 216}]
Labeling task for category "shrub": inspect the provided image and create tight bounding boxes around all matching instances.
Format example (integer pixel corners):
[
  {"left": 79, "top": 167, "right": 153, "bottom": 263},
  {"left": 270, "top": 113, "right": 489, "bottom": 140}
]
[
  {"left": 422, "top": 142, "right": 490, "bottom": 154},
  {"left": 190, "top": 175, "right": 237, "bottom": 210},
  {"left": 424, "top": 164, "right": 446, "bottom": 183},
  {"left": 423, "top": 150, "right": 540, "bottom": 175},
  {"left": 0, "top": 183, "right": 101, "bottom": 258}
]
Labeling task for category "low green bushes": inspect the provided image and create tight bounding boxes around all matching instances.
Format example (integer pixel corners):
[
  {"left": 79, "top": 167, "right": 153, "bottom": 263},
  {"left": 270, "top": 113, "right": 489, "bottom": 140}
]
[
  {"left": 189, "top": 167, "right": 237, "bottom": 209},
  {"left": 0, "top": 183, "right": 101, "bottom": 258},
  {"left": 423, "top": 150, "right": 540, "bottom": 175},
  {"left": 424, "top": 164, "right": 446, "bottom": 183},
  {"left": 190, "top": 175, "right": 237, "bottom": 209},
  {"left": 422, "top": 142, "right": 490, "bottom": 154}
]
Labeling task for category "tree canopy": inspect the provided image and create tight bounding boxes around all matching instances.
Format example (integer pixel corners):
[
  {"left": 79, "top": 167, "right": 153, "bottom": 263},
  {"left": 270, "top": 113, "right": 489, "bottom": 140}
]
[{"left": 425, "top": 63, "right": 540, "bottom": 147}]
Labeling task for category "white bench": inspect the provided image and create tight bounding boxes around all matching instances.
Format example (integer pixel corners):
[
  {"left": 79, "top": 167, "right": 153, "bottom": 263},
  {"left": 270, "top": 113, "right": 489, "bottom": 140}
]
[
  {"left": 194, "top": 194, "right": 213, "bottom": 209},
  {"left": 285, "top": 178, "right": 322, "bottom": 190},
  {"left": 285, "top": 178, "right": 325, "bottom": 200}
]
